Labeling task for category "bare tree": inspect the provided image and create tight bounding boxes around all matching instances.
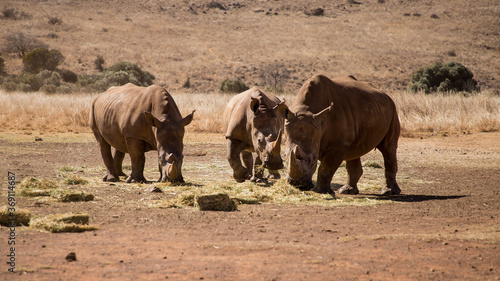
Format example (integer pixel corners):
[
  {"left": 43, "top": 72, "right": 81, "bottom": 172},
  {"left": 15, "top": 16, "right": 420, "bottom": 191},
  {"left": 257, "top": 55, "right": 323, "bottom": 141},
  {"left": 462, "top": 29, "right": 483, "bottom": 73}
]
[
  {"left": 260, "top": 62, "right": 290, "bottom": 93},
  {"left": 2, "top": 32, "right": 48, "bottom": 58}
]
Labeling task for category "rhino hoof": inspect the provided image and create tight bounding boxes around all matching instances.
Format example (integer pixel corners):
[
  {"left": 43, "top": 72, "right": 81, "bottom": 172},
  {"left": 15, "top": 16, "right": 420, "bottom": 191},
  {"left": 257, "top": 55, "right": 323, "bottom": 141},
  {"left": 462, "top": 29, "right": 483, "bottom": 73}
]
[
  {"left": 126, "top": 176, "right": 146, "bottom": 183},
  {"left": 381, "top": 185, "right": 401, "bottom": 196},
  {"left": 339, "top": 185, "right": 359, "bottom": 195},
  {"left": 103, "top": 175, "right": 119, "bottom": 182},
  {"left": 311, "top": 186, "right": 335, "bottom": 195}
]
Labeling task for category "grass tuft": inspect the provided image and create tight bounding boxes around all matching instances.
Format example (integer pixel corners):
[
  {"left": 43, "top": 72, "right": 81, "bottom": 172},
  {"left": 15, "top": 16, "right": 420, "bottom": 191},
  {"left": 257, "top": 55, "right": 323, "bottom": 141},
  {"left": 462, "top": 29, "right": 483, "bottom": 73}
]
[
  {"left": 0, "top": 206, "right": 32, "bottom": 226},
  {"left": 30, "top": 213, "right": 99, "bottom": 233}
]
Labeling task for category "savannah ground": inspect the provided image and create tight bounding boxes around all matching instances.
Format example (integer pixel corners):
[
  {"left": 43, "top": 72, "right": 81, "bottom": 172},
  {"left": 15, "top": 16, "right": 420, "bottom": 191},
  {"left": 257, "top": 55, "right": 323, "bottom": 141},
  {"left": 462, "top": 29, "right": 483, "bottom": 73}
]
[
  {"left": 0, "top": 131, "right": 499, "bottom": 280},
  {"left": 1, "top": 0, "right": 500, "bottom": 280}
]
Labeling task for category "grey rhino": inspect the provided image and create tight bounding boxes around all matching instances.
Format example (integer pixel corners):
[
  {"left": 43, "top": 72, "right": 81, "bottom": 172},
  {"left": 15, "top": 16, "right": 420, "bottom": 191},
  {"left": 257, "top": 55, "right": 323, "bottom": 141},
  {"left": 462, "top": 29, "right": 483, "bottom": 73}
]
[
  {"left": 223, "top": 87, "right": 288, "bottom": 182},
  {"left": 280, "top": 74, "right": 401, "bottom": 196},
  {"left": 90, "top": 83, "right": 194, "bottom": 183}
]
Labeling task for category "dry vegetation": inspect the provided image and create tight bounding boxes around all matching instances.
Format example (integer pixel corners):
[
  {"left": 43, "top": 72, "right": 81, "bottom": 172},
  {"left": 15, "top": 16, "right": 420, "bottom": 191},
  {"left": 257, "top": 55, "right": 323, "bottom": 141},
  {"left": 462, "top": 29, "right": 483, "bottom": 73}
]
[
  {"left": 0, "top": 0, "right": 498, "bottom": 135},
  {"left": 1, "top": 89, "right": 499, "bottom": 135}
]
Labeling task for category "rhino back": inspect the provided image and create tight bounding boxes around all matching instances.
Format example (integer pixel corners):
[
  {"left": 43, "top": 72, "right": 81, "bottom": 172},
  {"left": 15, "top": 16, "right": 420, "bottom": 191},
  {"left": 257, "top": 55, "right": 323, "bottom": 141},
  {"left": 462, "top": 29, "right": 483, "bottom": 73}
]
[
  {"left": 91, "top": 84, "right": 175, "bottom": 152},
  {"left": 295, "top": 75, "right": 399, "bottom": 159},
  {"left": 223, "top": 87, "right": 280, "bottom": 142}
]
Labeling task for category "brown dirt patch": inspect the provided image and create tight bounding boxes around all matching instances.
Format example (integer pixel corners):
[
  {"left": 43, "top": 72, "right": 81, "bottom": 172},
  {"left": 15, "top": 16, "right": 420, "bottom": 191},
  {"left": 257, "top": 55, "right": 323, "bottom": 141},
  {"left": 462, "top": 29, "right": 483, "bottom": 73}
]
[{"left": 1, "top": 132, "right": 499, "bottom": 280}]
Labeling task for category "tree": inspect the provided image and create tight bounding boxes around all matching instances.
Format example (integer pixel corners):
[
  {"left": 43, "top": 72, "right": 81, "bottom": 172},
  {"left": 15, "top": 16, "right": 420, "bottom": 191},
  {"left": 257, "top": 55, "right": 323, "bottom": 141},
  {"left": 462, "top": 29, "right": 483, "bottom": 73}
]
[{"left": 2, "top": 32, "right": 48, "bottom": 58}]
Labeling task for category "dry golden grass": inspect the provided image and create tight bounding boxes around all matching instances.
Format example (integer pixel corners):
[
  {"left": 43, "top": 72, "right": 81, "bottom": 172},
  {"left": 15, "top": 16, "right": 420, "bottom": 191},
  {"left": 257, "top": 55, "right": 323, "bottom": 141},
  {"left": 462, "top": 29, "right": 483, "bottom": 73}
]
[{"left": 1, "top": 89, "right": 499, "bottom": 135}]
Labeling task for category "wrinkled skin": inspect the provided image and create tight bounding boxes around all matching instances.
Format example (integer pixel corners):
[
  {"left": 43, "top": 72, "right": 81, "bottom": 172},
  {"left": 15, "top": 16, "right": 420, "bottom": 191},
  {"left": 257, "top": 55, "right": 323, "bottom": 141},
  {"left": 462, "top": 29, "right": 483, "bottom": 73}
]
[
  {"left": 281, "top": 75, "right": 401, "bottom": 196},
  {"left": 223, "top": 87, "right": 288, "bottom": 182},
  {"left": 90, "top": 83, "right": 194, "bottom": 183}
]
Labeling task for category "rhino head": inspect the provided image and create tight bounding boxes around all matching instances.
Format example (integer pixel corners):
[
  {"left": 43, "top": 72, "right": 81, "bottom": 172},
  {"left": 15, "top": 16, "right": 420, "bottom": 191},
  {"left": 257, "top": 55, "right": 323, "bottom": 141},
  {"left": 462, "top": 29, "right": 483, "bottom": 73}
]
[
  {"left": 145, "top": 110, "right": 195, "bottom": 183},
  {"left": 250, "top": 97, "right": 288, "bottom": 170},
  {"left": 279, "top": 103, "right": 333, "bottom": 189}
]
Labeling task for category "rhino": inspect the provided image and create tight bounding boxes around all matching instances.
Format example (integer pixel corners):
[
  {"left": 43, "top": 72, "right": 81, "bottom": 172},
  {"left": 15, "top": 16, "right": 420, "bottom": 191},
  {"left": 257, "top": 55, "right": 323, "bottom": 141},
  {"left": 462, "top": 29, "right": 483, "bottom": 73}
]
[
  {"left": 280, "top": 74, "right": 401, "bottom": 196},
  {"left": 90, "top": 83, "right": 194, "bottom": 183},
  {"left": 223, "top": 87, "right": 288, "bottom": 182}
]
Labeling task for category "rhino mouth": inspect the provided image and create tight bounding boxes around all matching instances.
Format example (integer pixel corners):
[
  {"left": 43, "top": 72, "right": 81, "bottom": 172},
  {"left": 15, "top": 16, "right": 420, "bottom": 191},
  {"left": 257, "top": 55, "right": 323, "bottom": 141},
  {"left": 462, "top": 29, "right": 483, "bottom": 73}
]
[
  {"left": 262, "top": 160, "right": 284, "bottom": 170},
  {"left": 287, "top": 177, "right": 314, "bottom": 191}
]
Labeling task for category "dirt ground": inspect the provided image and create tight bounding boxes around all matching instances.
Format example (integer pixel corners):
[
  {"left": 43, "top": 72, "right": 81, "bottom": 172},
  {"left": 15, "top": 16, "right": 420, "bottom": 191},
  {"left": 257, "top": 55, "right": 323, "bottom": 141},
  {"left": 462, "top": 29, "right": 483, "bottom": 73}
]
[{"left": 1, "top": 132, "right": 499, "bottom": 280}]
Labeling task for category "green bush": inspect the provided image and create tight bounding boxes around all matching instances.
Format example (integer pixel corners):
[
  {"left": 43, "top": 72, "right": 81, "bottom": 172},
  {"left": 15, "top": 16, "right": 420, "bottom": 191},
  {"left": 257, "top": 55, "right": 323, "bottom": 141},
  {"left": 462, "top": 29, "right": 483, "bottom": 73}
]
[
  {"left": 40, "top": 84, "right": 58, "bottom": 94},
  {"left": 18, "top": 70, "right": 61, "bottom": 91},
  {"left": 58, "top": 69, "right": 77, "bottom": 83},
  {"left": 105, "top": 61, "right": 155, "bottom": 86},
  {"left": 219, "top": 78, "right": 249, "bottom": 93},
  {"left": 0, "top": 81, "right": 19, "bottom": 92},
  {"left": 22, "top": 48, "right": 64, "bottom": 73},
  {"left": 76, "top": 61, "right": 156, "bottom": 92},
  {"left": 409, "top": 61, "right": 478, "bottom": 93}
]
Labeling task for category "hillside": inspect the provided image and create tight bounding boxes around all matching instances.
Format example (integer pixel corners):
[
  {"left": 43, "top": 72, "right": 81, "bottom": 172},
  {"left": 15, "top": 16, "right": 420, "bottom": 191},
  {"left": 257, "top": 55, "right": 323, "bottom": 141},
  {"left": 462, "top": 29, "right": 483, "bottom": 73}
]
[{"left": 1, "top": 0, "right": 498, "bottom": 93}]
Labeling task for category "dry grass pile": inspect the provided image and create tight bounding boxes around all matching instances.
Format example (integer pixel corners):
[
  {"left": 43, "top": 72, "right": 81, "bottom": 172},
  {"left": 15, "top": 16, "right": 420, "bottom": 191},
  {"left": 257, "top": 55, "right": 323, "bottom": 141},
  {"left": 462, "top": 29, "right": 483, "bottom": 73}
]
[
  {"left": 18, "top": 176, "right": 94, "bottom": 202},
  {"left": 29, "top": 213, "right": 99, "bottom": 233},
  {"left": 0, "top": 205, "right": 32, "bottom": 226},
  {"left": 149, "top": 179, "right": 383, "bottom": 209}
]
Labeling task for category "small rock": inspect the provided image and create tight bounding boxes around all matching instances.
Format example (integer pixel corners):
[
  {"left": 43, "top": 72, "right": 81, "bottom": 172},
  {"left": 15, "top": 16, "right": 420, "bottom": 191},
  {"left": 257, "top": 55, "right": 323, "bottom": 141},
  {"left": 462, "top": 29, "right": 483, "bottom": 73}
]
[
  {"left": 147, "top": 186, "right": 163, "bottom": 193},
  {"left": 305, "top": 8, "right": 324, "bottom": 16},
  {"left": 65, "top": 252, "right": 77, "bottom": 262}
]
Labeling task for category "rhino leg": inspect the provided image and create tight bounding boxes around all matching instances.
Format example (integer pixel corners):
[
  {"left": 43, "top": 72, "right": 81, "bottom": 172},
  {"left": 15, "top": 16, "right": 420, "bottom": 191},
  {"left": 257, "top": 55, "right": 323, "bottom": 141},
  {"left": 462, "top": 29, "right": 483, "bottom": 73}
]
[
  {"left": 314, "top": 154, "right": 344, "bottom": 195},
  {"left": 125, "top": 138, "right": 147, "bottom": 183},
  {"left": 98, "top": 141, "right": 119, "bottom": 182},
  {"left": 378, "top": 139, "right": 401, "bottom": 195},
  {"left": 339, "top": 158, "right": 362, "bottom": 195},
  {"left": 241, "top": 151, "right": 254, "bottom": 181},
  {"left": 227, "top": 139, "right": 252, "bottom": 182},
  {"left": 113, "top": 149, "right": 127, "bottom": 177}
]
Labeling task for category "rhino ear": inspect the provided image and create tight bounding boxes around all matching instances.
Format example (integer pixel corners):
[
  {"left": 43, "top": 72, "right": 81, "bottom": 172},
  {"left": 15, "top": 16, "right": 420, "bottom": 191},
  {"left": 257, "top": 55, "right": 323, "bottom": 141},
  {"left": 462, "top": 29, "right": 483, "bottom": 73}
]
[
  {"left": 312, "top": 102, "right": 333, "bottom": 126},
  {"left": 250, "top": 97, "right": 260, "bottom": 114},
  {"left": 274, "top": 100, "right": 293, "bottom": 121},
  {"left": 181, "top": 110, "right": 195, "bottom": 127},
  {"left": 144, "top": 112, "right": 161, "bottom": 127}
]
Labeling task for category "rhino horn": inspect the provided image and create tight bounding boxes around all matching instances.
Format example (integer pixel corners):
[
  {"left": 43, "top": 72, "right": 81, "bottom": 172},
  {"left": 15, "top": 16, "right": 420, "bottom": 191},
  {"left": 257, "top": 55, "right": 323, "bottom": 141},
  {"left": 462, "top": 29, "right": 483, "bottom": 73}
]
[
  {"left": 166, "top": 153, "right": 179, "bottom": 180},
  {"left": 288, "top": 148, "right": 303, "bottom": 178},
  {"left": 269, "top": 129, "right": 282, "bottom": 152},
  {"left": 294, "top": 145, "right": 307, "bottom": 160},
  {"left": 167, "top": 161, "right": 179, "bottom": 181}
]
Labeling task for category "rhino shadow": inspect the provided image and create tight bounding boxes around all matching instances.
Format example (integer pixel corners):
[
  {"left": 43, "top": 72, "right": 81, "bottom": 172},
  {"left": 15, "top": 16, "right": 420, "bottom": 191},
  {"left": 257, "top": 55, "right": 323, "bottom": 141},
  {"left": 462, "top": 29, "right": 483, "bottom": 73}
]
[{"left": 359, "top": 194, "right": 466, "bottom": 202}]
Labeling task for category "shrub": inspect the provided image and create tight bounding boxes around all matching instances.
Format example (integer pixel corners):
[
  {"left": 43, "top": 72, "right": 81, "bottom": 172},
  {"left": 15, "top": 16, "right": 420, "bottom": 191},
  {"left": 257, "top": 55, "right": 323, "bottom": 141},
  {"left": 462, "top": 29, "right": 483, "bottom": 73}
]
[
  {"left": 40, "top": 84, "right": 58, "bottom": 94},
  {"left": 0, "top": 81, "right": 19, "bottom": 92},
  {"left": 18, "top": 70, "right": 61, "bottom": 91},
  {"left": 219, "top": 78, "right": 249, "bottom": 93},
  {"left": 409, "top": 61, "right": 478, "bottom": 93},
  {"left": 2, "top": 32, "right": 48, "bottom": 58},
  {"left": 105, "top": 61, "right": 155, "bottom": 86},
  {"left": 58, "top": 69, "right": 78, "bottom": 83},
  {"left": 94, "top": 56, "right": 105, "bottom": 72},
  {"left": 22, "top": 48, "right": 64, "bottom": 73},
  {"left": 1, "top": 7, "right": 17, "bottom": 19},
  {"left": 0, "top": 53, "right": 5, "bottom": 75},
  {"left": 48, "top": 16, "right": 62, "bottom": 25}
]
